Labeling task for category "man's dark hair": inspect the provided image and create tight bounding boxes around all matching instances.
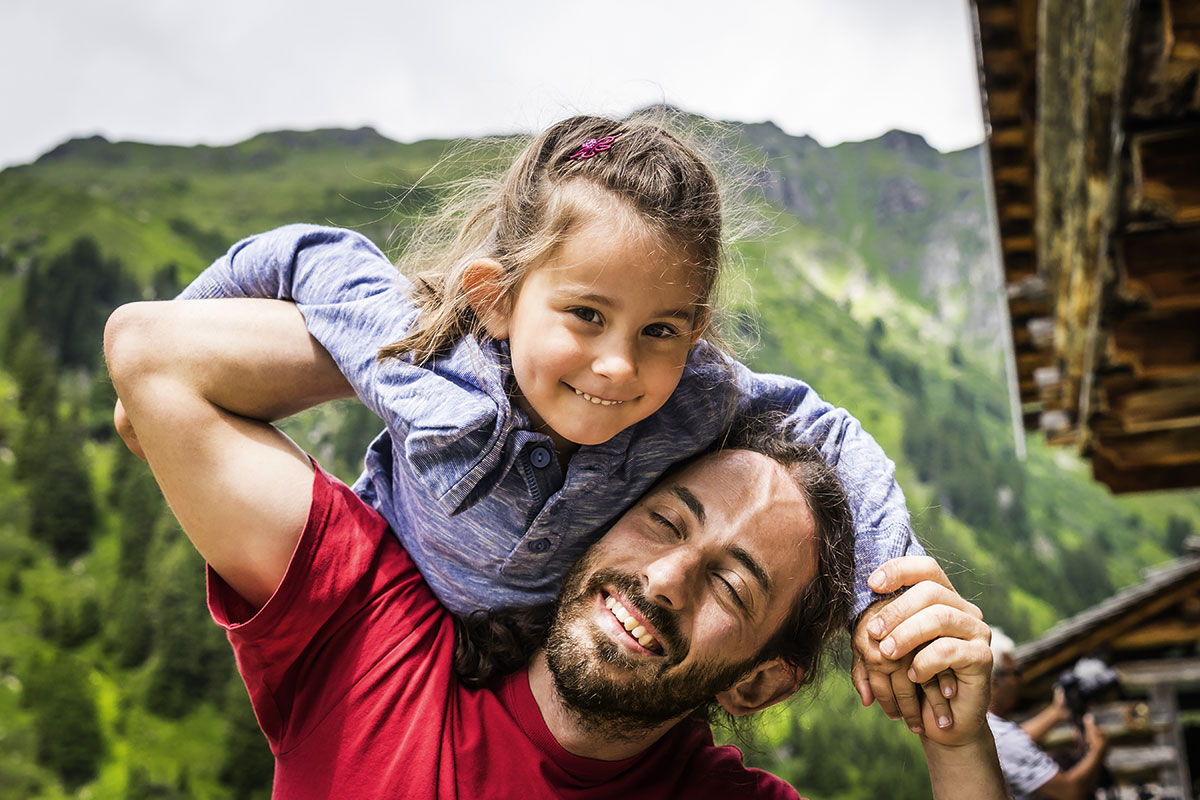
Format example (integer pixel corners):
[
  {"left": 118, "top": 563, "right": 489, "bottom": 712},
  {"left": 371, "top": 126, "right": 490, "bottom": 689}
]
[{"left": 451, "top": 414, "right": 856, "bottom": 694}]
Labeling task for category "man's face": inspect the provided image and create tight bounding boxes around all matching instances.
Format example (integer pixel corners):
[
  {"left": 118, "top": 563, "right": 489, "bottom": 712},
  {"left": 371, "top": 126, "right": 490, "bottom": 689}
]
[{"left": 543, "top": 450, "right": 818, "bottom": 733}]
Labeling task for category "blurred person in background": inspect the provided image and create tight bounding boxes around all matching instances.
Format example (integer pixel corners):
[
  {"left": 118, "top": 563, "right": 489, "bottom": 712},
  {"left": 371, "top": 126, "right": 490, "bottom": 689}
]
[{"left": 988, "top": 627, "right": 1109, "bottom": 800}]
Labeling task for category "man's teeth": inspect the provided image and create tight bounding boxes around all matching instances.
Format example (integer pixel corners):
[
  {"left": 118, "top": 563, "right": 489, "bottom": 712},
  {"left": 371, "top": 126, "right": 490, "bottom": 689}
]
[
  {"left": 604, "top": 595, "right": 659, "bottom": 649},
  {"left": 574, "top": 388, "right": 623, "bottom": 406}
]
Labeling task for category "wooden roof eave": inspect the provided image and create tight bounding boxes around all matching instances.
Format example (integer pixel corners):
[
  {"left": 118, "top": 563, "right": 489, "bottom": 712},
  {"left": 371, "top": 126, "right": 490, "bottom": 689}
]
[{"left": 1015, "top": 553, "right": 1200, "bottom": 682}]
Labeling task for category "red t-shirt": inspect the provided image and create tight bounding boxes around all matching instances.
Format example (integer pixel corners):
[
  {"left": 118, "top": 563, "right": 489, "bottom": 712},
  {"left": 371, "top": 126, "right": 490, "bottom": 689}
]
[{"left": 208, "top": 464, "right": 801, "bottom": 799}]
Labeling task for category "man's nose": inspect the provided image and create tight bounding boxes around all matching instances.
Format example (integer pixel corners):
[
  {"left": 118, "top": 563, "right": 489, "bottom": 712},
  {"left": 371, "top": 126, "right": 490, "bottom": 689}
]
[{"left": 643, "top": 547, "right": 699, "bottom": 611}]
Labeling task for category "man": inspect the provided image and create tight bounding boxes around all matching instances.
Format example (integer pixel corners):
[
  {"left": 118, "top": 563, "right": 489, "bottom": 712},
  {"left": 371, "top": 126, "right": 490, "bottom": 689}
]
[
  {"left": 106, "top": 298, "right": 1006, "bottom": 798},
  {"left": 988, "top": 628, "right": 1108, "bottom": 800}
]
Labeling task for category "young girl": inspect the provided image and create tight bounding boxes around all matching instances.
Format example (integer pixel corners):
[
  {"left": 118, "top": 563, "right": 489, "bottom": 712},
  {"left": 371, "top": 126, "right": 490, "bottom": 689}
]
[{"left": 178, "top": 113, "right": 921, "bottom": 663}]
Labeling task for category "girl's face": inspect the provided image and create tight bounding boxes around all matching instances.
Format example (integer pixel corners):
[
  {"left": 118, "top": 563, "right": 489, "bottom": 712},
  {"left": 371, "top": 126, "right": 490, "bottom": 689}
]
[{"left": 492, "top": 214, "right": 703, "bottom": 456}]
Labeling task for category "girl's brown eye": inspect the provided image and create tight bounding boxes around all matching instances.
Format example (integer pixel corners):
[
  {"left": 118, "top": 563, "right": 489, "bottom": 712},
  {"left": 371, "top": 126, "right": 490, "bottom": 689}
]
[
  {"left": 644, "top": 323, "right": 681, "bottom": 339},
  {"left": 569, "top": 307, "right": 601, "bottom": 324}
]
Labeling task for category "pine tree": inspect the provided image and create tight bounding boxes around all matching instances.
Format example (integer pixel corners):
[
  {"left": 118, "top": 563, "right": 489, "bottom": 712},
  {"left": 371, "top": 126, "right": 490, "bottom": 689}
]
[
  {"left": 24, "top": 416, "right": 97, "bottom": 563},
  {"left": 220, "top": 677, "right": 274, "bottom": 799},
  {"left": 145, "top": 538, "right": 233, "bottom": 717},
  {"left": 23, "top": 652, "right": 105, "bottom": 789}
]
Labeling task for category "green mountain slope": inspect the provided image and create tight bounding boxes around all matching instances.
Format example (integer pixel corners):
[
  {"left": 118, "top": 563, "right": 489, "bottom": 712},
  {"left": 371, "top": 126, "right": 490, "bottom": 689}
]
[{"left": 1, "top": 121, "right": 1198, "bottom": 799}]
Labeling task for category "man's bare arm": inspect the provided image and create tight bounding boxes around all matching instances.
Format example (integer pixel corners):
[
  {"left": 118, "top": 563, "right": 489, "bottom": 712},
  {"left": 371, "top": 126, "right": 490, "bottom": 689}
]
[
  {"left": 105, "top": 299, "right": 351, "bottom": 606},
  {"left": 866, "top": 557, "right": 1007, "bottom": 800}
]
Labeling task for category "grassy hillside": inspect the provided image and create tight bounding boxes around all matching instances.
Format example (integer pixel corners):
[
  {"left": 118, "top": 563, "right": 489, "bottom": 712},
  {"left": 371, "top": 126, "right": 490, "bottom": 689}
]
[{"left": 1, "top": 121, "right": 1198, "bottom": 799}]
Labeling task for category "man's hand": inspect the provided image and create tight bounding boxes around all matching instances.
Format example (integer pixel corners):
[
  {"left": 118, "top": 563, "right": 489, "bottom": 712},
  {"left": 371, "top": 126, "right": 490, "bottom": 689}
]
[
  {"left": 859, "top": 557, "right": 990, "bottom": 742},
  {"left": 853, "top": 561, "right": 966, "bottom": 734},
  {"left": 863, "top": 557, "right": 1004, "bottom": 800},
  {"left": 1083, "top": 714, "right": 1108, "bottom": 754}
]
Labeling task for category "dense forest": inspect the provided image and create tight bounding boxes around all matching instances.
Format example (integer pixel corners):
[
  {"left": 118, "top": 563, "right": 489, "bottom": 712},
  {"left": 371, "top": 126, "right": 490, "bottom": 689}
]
[{"left": 1, "top": 118, "right": 1198, "bottom": 799}]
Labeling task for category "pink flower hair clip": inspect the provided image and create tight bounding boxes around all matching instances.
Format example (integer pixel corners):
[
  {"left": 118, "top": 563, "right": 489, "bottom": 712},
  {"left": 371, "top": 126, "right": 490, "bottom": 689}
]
[{"left": 569, "top": 134, "right": 620, "bottom": 160}]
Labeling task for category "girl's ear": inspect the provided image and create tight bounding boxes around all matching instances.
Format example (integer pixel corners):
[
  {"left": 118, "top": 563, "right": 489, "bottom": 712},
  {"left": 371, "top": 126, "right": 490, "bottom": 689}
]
[
  {"left": 714, "top": 659, "right": 803, "bottom": 717},
  {"left": 462, "top": 259, "right": 511, "bottom": 340},
  {"left": 689, "top": 307, "right": 711, "bottom": 348}
]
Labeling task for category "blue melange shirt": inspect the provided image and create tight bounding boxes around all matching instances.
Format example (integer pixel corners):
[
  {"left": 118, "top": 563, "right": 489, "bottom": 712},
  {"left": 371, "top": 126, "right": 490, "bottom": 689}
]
[{"left": 179, "top": 225, "right": 923, "bottom": 619}]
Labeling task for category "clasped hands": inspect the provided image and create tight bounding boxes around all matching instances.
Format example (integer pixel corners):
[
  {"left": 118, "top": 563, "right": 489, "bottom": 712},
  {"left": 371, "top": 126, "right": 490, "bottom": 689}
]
[{"left": 850, "top": 556, "right": 991, "bottom": 747}]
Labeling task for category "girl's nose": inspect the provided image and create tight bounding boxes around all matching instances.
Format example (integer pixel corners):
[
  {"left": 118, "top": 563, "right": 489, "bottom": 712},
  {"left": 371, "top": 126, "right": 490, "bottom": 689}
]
[{"left": 592, "top": 339, "right": 637, "bottom": 383}]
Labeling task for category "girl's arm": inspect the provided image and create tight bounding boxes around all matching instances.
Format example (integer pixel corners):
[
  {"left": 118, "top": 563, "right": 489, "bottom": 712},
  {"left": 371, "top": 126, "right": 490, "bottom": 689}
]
[
  {"left": 178, "top": 225, "right": 515, "bottom": 517},
  {"left": 178, "top": 225, "right": 422, "bottom": 428}
]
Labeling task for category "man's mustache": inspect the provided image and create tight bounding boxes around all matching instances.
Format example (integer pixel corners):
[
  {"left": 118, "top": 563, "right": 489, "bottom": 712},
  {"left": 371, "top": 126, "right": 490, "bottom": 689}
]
[{"left": 584, "top": 569, "right": 689, "bottom": 664}]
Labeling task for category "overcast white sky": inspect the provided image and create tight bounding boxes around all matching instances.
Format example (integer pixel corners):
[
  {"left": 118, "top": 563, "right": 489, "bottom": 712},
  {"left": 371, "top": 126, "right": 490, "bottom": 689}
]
[{"left": 1, "top": 0, "right": 985, "bottom": 171}]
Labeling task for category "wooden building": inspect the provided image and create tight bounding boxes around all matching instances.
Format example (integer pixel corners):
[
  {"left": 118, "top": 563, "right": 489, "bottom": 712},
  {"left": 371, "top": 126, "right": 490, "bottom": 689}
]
[
  {"left": 972, "top": 0, "right": 1200, "bottom": 493},
  {"left": 1014, "top": 542, "right": 1200, "bottom": 796}
]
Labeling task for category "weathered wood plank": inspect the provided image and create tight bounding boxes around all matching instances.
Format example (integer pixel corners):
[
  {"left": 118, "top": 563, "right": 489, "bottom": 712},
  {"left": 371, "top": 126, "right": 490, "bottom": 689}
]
[
  {"left": 1118, "top": 226, "right": 1200, "bottom": 309},
  {"left": 1098, "top": 375, "right": 1200, "bottom": 433},
  {"left": 1113, "top": 618, "right": 1200, "bottom": 648},
  {"left": 1093, "top": 453, "right": 1200, "bottom": 493},
  {"left": 1108, "top": 310, "right": 1200, "bottom": 378},
  {"left": 1132, "top": 128, "right": 1200, "bottom": 223},
  {"left": 1093, "top": 423, "right": 1200, "bottom": 468}
]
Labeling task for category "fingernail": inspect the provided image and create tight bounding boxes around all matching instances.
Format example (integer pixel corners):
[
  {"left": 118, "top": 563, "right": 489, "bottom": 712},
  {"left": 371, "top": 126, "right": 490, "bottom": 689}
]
[
  {"left": 880, "top": 638, "right": 895, "bottom": 657},
  {"left": 867, "top": 618, "right": 885, "bottom": 638},
  {"left": 938, "top": 716, "right": 952, "bottom": 729},
  {"left": 942, "top": 685, "right": 954, "bottom": 698},
  {"left": 908, "top": 668, "right": 918, "bottom": 682},
  {"left": 868, "top": 570, "right": 885, "bottom": 590},
  {"left": 909, "top": 724, "right": 923, "bottom": 735}
]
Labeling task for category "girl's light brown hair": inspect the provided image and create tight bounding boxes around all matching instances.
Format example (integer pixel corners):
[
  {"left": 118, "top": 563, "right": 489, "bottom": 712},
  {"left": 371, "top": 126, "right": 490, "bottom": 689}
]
[{"left": 379, "top": 112, "right": 726, "bottom": 365}]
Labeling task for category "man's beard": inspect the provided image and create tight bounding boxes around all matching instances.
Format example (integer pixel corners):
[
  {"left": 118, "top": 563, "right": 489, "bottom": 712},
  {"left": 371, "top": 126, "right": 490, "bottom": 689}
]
[{"left": 543, "top": 549, "right": 760, "bottom": 738}]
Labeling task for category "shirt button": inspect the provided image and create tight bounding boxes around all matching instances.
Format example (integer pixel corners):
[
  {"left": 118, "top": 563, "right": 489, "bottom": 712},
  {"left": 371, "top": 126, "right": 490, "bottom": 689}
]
[
  {"left": 530, "top": 446, "right": 552, "bottom": 469},
  {"left": 527, "top": 538, "right": 551, "bottom": 554}
]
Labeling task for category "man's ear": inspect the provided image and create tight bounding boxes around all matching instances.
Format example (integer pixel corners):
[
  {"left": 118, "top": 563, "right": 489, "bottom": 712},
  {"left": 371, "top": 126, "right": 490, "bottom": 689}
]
[
  {"left": 462, "top": 259, "right": 510, "bottom": 340},
  {"left": 715, "top": 659, "right": 803, "bottom": 717}
]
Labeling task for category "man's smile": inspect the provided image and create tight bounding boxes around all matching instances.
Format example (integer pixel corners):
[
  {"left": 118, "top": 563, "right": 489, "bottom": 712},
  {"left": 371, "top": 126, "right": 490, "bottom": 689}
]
[{"left": 600, "top": 590, "right": 666, "bottom": 655}]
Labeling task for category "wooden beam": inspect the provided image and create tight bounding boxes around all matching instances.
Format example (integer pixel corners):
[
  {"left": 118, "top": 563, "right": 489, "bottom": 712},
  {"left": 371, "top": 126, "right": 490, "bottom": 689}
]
[
  {"left": 1108, "top": 309, "right": 1200, "bottom": 378},
  {"left": 1164, "top": 0, "right": 1200, "bottom": 62},
  {"left": 999, "top": 200, "right": 1035, "bottom": 219},
  {"left": 1003, "top": 251, "right": 1037, "bottom": 280},
  {"left": 1117, "top": 226, "right": 1200, "bottom": 310},
  {"left": 1098, "top": 375, "right": 1200, "bottom": 433},
  {"left": 1106, "top": 744, "right": 1179, "bottom": 776},
  {"left": 1118, "top": 657, "right": 1200, "bottom": 686},
  {"left": 1092, "top": 452, "right": 1200, "bottom": 493},
  {"left": 1092, "top": 423, "right": 1200, "bottom": 468},
  {"left": 989, "top": 123, "right": 1032, "bottom": 149},
  {"left": 1112, "top": 617, "right": 1200, "bottom": 649},
  {"left": 1132, "top": 127, "right": 1200, "bottom": 223},
  {"left": 1020, "top": 574, "right": 1200, "bottom": 681},
  {"left": 995, "top": 163, "right": 1033, "bottom": 185}
]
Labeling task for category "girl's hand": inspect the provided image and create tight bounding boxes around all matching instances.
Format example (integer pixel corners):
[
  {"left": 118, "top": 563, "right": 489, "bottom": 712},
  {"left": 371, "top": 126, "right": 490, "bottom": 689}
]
[
  {"left": 857, "top": 557, "right": 988, "bottom": 743},
  {"left": 853, "top": 601, "right": 931, "bottom": 733}
]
